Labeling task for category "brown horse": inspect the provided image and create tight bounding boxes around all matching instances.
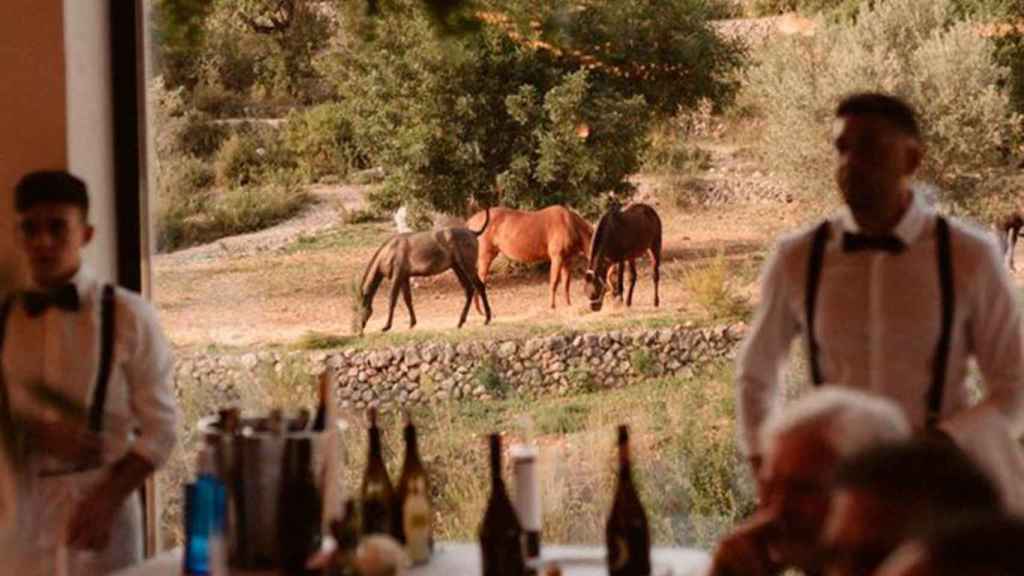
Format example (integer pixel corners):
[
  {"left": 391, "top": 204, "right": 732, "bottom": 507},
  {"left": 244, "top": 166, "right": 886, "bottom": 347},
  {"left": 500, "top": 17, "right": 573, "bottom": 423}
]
[
  {"left": 465, "top": 205, "right": 593, "bottom": 309},
  {"left": 584, "top": 203, "right": 662, "bottom": 312}
]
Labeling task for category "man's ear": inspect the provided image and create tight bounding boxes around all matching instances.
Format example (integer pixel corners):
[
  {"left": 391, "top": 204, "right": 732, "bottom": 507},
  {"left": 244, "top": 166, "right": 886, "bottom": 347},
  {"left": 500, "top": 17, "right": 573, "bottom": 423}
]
[{"left": 83, "top": 223, "right": 95, "bottom": 246}]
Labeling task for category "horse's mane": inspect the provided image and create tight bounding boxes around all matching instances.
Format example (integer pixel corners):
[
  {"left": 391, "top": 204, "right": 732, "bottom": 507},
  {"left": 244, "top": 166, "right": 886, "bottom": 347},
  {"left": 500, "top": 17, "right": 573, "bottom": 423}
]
[{"left": 589, "top": 211, "right": 612, "bottom": 267}]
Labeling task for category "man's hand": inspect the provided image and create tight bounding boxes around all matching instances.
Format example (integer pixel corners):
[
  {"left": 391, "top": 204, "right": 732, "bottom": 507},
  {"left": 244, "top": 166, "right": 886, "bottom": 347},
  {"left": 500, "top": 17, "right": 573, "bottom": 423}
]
[
  {"left": 66, "top": 484, "right": 120, "bottom": 551},
  {"left": 66, "top": 453, "right": 155, "bottom": 551},
  {"left": 707, "top": 510, "right": 781, "bottom": 576},
  {"left": 24, "top": 417, "right": 101, "bottom": 465}
]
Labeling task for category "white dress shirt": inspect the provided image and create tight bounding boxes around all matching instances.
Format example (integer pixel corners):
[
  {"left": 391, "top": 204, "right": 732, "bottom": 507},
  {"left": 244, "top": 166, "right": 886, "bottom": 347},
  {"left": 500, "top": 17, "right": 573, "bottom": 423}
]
[
  {"left": 737, "top": 192, "right": 1024, "bottom": 456},
  {"left": 1, "top": 265, "right": 178, "bottom": 469}
]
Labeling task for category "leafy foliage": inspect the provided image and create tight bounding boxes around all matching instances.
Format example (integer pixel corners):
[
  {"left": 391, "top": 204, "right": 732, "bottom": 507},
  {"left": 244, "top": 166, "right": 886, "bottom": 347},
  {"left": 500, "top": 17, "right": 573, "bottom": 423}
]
[
  {"left": 284, "top": 103, "right": 368, "bottom": 182},
  {"left": 328, "top": 0, "right": 742, "bottom": 216},
  {"left": 742, "top": 0, "right": 1023, "bottom": 215}
]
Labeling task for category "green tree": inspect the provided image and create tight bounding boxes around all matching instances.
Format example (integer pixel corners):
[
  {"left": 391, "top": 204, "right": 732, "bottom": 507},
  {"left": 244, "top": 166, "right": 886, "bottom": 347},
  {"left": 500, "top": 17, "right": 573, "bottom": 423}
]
[{"left": 328, "top": 0, "right": 742, "bottom": 219}]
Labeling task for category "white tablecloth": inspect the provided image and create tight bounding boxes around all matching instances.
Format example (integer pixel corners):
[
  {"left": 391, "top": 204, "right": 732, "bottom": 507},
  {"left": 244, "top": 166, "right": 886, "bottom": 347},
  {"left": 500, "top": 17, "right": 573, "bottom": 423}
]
[{"left": 114, "top": 542, "right": 711, "bottom": 576}]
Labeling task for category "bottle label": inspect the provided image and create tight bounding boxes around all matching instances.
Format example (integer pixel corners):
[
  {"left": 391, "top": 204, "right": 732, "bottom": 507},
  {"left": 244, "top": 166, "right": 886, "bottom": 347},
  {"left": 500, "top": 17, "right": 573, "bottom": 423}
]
[{"left": 403, "top": 478, "right": 432, "bottom": 564}]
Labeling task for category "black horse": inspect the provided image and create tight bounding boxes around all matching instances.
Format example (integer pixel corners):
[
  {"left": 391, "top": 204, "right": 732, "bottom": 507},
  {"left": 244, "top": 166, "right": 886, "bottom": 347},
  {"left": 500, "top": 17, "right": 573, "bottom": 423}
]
[{"left": 584, "top": 203, "right": 663, "bottom": 311}]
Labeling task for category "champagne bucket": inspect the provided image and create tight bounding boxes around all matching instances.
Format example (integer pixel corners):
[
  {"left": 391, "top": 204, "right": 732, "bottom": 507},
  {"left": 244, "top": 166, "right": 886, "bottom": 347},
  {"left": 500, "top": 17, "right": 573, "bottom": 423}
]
[{"left": 198, "top": 414, "right": 346, "bottom": 571}]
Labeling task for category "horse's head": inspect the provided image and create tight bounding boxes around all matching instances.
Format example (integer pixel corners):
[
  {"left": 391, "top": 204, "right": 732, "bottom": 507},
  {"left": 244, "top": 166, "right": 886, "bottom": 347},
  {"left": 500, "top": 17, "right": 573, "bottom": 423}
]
[{"left": 585, "top": 259, "right": 611, "bottom": 311}]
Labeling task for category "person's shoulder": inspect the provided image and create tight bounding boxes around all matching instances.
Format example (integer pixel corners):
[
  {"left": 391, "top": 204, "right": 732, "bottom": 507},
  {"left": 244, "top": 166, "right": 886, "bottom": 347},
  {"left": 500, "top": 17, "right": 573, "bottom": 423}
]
[
  {"left": 107, "top": 286, "right": 166, "bottom": 338},
  {"left": 943, "top": 215, "right": 1002, "bottom": 260},
  {"left": 772, "top": 218, "right": 834, "bottom": 261}
]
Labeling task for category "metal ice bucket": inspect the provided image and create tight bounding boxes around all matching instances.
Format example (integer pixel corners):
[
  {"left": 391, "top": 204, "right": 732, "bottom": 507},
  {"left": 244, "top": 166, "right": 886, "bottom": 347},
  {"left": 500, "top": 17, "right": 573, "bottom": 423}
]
[{"left": 198, "top": 413, "right": 346, "bottom": 571}]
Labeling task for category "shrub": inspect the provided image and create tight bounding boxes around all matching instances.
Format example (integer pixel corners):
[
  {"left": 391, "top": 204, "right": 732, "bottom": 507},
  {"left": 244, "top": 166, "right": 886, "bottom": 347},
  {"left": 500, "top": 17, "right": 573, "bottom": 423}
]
[
  {"left": 743, "top": 0, "right": 1023, "bottom": 216},
  {"left": 285, "top": 103, "right": 367, "bottom": 182},
  {"left": 156, "top": 169, "right": 311, "bottom": 252},
  {"left": 683, "top": 251, "right": 750, "bottom": 321},
  {"left": 214, "top": 124, "right": 296, "bottom": 187},
  {"left": 472, "top": 357, "right": 508, "bottom": 398},
  {"left": 630, "top": 349, "right": 660, "bottom": 378},
  {"left": 208, "top": 174, "right": 310, "bottom": 235}
]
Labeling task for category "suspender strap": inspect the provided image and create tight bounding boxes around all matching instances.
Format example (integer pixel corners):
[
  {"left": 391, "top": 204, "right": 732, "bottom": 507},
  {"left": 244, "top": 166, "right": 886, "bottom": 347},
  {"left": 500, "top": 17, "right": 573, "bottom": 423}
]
[
  {"left": 89, "top": 285, "right": 116, "bottom": 433},
  {"left": 805, "top": 220, "right": 831, "bottom": 386},
  {"left": 927, "top": 217, "right": 954, "bottom": 428}
]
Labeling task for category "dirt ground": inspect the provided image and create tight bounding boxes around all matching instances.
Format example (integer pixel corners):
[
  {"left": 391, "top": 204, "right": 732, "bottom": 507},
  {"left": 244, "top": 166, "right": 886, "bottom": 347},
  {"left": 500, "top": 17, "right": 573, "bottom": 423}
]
[{"left": 152, "top": 179, "right": 811, "bottom": 350}]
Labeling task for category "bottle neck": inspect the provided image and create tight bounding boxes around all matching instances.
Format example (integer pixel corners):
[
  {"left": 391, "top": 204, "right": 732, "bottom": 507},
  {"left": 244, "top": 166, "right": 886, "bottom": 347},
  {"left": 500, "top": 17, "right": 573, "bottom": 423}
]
[
  {"left": 618, "top": 442, "right": 632, "bottom": 480},
  {"left": 369, "top": 427, "right": 383, "bottom": 459},
  {"left": 404, "top": 425, "right": 421, "bottom": 463},
  {"left": 489, "top": 437, "right": 503, "bottom": 488}
]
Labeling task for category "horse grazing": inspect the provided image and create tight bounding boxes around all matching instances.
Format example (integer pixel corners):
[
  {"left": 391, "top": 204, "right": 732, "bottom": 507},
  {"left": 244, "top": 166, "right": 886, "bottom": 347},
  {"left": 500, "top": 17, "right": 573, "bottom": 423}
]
[
  {"left": 584, "top": 203, "right": 662, "bottom": 312},
  {"left": 357, "top": 210, "right": 493, "bottom": 333},
  {"left": 465, "top": 206, "right": 593, "bottom": 309}
]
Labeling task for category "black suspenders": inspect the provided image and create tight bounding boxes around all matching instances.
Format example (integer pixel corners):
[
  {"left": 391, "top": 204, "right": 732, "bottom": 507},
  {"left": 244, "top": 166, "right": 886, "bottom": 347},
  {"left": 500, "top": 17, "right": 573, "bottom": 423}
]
[
  {"left": 804, "top": 217, "right": 954, "bottom": 428},
  {"left": 806, "top": 221, "right": 831, "bottom": 387},
  {"left": 0, "top": 285, "right": 117, "bottom": 434},
  {"left": 90, "top": 285, "right": 117, "bottom": 433}
]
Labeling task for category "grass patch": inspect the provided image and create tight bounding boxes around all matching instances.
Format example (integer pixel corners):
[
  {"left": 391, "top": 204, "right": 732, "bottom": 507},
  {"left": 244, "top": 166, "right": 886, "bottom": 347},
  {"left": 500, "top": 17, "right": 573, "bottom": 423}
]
[
  {"left": 533, "top": 401, "right": 591, "bottom": 435},
  {"left": 158, "top": 176, "right": 313, "bottom": 252},
  {"left": 162, "top": 358, "right": 754, "bottom": 550},
  {"left": 682, "top": 250, "right": 751, "bottom": 322},
  {"left": 283, "top": 222, "right": 391, "bottom": 255},
  {"left": 631, "top": 349, "right": 659, "bottom": 378}
]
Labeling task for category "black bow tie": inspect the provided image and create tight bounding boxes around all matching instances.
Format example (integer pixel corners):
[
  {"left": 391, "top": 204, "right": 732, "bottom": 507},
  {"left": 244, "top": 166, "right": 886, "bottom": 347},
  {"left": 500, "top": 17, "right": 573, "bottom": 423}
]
[
  {"left": 22, "top": 284, "right": 81, "bottom": 317},
  {"left": 842, "top": 232, "right": 906, "bottom": 254}
]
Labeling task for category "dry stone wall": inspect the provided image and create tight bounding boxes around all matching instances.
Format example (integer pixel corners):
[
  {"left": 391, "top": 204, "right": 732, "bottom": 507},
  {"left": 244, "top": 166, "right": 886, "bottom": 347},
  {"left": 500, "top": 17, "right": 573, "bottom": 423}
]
[{"left": 175, "top": 323, "right": 748, "bottom": 409}]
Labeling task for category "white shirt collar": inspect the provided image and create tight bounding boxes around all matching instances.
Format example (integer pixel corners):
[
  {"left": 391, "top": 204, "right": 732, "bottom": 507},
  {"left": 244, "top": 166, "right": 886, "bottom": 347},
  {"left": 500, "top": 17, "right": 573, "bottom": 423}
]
[
  {"left": 53, "top": 263, "right": 98, "bottom": 295},
  {"left": 838, "top": 184, "right": 933, "bottom": 245}
]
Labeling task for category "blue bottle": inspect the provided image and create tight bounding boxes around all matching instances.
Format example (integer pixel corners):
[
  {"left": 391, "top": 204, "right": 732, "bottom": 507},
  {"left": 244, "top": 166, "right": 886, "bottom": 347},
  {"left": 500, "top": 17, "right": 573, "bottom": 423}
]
[{"left": 184, "top": 446, "right": 227, "bottom": 576}]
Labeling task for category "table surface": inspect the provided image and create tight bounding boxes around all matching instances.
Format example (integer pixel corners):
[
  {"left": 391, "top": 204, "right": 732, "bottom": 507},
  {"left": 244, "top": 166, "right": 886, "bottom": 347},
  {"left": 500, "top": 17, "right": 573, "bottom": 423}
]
[{"left": 114, "top": 541, "right": 711, "bottom": 576}]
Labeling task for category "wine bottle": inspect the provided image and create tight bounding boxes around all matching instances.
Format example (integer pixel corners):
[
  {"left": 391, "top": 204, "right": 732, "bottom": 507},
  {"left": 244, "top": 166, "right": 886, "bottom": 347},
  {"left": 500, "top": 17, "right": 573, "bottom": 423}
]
[
  {"left": 479, "top": 433, "right": 526, "bottom": 576},
  {"left": 395, "top": 411, "right": 433, "bottom": 564},
  {"left": 312, "top": 372, "right": 330, "bottom": 431},
  {"left": 360, "top": 407, "right": 395, "bottom": 536},
  {"left": 276, "top": 437, "right": 323, "bottom": 576},
  {"left": 606, "top": 425, "right": 650, "bottom": 576},
  {"left": 511, "top": 443, "right": 541, "bottom": 575}
]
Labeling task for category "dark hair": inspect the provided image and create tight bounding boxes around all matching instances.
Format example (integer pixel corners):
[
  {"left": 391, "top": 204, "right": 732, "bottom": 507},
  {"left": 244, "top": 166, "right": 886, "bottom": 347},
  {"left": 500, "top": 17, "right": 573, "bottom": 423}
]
[
  {"left": 923, "top": 514, "right": 1024, "bottom": 574},
  {"left": 836, "top": 92, "right": 921, "bottom": 140},
  {"left": 15, "top": 170, "right": 89, "bottom": 216},
  {"left": 833, "top": 439, "right": 1002, "bottom": 523}
]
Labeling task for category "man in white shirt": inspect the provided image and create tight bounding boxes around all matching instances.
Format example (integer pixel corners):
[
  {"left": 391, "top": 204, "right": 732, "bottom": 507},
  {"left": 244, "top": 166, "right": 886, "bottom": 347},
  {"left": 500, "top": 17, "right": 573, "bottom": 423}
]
[
  {"left": 737, "top": 93, "right": 1024, "bottom": 503},
  {"left": 0, "top": 171, "right": 178, "bottom": 575}
]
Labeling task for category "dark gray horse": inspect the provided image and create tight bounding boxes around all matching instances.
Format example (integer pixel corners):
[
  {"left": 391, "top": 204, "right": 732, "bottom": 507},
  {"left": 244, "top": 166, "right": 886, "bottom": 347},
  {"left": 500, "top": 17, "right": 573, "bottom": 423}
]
[
  {"left": 357, "top": 210, "right": 492, "bottom": 333},
  {"left": 584, "top": 203, "right": 662, "bottom": 312}
]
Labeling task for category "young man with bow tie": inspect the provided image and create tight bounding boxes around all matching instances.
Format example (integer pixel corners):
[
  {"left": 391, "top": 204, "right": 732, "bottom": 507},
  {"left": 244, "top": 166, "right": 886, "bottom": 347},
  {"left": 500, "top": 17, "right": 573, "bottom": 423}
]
[
  {"left": 737, "top": 94, "right": 1024, "bottom": 512},
  {"left": 0, "top": 171, "right": 178, "bottom": 575}
]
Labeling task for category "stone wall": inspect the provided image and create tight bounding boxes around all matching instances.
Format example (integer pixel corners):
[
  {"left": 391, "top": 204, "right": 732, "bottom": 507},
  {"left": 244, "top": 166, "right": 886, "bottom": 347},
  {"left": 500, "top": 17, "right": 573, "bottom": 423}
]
[{"left": 175, "top": 323, "right": 748, "bottom": 409}]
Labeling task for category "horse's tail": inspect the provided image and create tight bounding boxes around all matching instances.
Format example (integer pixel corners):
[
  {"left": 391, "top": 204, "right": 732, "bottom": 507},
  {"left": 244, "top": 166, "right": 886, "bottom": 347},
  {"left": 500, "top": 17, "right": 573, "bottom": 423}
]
[
  {"left": 571, "top": 210, "right": 595, "bottom": 260},
  {"left": 471, "top": 207, "right": 491, "bottom": 237}
]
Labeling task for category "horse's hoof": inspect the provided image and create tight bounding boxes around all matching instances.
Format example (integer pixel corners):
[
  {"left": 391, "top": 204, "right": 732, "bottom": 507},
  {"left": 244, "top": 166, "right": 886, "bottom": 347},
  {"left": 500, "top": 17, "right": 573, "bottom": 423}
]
[{"left": 382, "top": 325, "right": 392, "bottom": 333}]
